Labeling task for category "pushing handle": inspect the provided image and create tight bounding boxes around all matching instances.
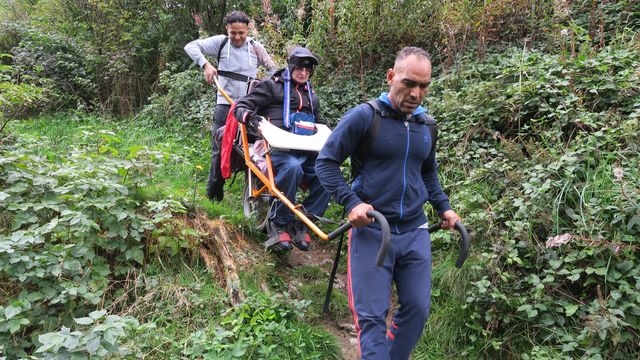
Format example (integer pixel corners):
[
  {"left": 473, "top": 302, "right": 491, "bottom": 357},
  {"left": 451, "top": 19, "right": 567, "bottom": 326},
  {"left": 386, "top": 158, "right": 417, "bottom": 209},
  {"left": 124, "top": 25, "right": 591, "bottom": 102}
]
[
  {"left": 369, "top": 211, "right": 391, "bottom": 267},
  {"left": 427, "top": 221, "right": 470, "bottom": 268},
  {"left": 325, "top": 210, "right": 391, "bottom": 267}
]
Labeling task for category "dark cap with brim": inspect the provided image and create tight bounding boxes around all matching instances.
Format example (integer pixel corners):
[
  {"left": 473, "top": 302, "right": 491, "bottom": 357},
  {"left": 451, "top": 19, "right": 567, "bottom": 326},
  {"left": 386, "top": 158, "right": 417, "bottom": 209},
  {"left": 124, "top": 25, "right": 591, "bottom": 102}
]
[{"left": 287, "top": 46, "right": 319, "bottom": 67}]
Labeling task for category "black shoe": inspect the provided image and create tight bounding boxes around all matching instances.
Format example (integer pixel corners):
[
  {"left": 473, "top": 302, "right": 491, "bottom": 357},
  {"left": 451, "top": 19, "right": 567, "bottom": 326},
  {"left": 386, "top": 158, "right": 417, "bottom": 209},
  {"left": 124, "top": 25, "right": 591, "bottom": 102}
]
[
  {"left": 263, "top": 222, "right": 293, "bottom": 251},
  {"left": 291, "top": 221, "right": 312, "bottom": 251},
  {"left": 206, "top": 180, "right": 224, "bottom": 202}
]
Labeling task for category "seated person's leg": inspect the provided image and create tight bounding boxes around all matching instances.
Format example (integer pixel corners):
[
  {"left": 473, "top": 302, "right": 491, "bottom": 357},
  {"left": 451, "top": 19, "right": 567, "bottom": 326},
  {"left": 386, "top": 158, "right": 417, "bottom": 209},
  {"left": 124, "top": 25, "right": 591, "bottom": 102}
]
[
  {"left": 265, "top": 150, "right": 306, "bottom": 250},
  {"left": 291, "top": 154, "right": 331, "bottom": 251},
  {"left": 300, "top": 154, "right": 331, "bottom": 218}
]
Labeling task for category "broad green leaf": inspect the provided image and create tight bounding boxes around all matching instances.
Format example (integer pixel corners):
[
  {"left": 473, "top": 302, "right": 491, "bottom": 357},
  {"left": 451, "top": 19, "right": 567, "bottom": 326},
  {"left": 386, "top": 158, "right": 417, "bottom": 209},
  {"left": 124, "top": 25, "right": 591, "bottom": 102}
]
[
  {"left": 74, "top": 317, "right": 94, "bottom": 325},
  {"left": 564, "top": 304, "right": 579, "bottom": 316},
  {"left": 5, "top": 304, "right": 21, "bottom": 319},
  {"left": 86, "top": 336, "right": 101, "bottom": 354},
  {"left": 125, "top": 247, "right": 144, "bottom": 264},
  {"left": 89, "top": 310, "right": 107, "bottom": 320}
]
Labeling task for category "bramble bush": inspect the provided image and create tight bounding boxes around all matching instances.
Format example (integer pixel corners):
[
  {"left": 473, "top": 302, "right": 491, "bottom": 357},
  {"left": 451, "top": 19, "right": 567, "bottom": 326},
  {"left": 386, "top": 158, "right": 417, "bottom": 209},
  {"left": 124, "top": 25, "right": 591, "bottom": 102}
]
[
  {"left": 1, "top": 21, "right": 97, "bottom": 113},
  {"left": 0, "top": 133, "right": 184, "bottom": 357},
  {"left": 422, "top": 30, "right": 640, "bottom": 358},
  {"left": 135, "top": 63, "right": 215, "bottom": 129}
]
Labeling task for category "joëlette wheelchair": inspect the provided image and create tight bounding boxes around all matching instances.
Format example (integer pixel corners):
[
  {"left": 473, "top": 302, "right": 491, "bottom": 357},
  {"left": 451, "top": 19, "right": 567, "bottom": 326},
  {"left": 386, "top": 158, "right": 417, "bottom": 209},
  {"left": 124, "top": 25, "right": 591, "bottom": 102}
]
[{"left": 213, "top": 77, "right": 469, "bottom": 274}]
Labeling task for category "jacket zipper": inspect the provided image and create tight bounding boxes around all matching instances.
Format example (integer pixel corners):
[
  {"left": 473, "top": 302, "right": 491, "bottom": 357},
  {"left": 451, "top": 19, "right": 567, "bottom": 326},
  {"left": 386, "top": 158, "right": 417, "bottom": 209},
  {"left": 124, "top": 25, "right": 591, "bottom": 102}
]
[
  {"left": 294, "top": 85, "right": 303, "bottom": 112},
  {"left": 399, "top": 121, "right": 410, "bottom": 231}
]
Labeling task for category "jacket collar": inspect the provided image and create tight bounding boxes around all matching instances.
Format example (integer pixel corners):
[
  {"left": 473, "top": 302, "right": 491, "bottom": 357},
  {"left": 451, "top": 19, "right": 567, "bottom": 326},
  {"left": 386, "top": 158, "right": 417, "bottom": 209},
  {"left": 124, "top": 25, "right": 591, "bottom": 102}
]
[{"left": 378, "top": 92, "right": 427, "bottom": 117}]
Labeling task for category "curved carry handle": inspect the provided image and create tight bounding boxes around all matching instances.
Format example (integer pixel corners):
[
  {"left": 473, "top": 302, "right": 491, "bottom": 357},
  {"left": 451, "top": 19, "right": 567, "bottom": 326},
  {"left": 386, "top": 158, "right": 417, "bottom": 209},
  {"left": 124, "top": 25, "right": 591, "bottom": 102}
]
[
  {"left": 326, "top": 210, "right": 391, "bottom": 267},
  {"left": 427, "top": 221, "right": 470, "bottom": 268}
]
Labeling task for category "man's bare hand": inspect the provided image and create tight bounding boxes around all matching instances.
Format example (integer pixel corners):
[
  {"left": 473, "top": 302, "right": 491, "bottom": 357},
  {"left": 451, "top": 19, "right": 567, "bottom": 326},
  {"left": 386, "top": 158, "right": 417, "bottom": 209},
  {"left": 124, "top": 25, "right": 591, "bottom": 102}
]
[
  {"left": 348, "top": 203, "right": 374, "bottom": 228},
  {"left": 203, "top": 63, "right": 218, "bottom": 85},
  {"left": 440, "top": 210, "right": 461, "bottom": 230}
]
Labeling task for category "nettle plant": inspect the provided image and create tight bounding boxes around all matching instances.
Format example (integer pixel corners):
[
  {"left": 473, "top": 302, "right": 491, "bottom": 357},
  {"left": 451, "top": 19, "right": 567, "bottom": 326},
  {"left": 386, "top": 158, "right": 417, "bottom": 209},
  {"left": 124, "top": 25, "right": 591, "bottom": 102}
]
[
  {"left": 0, "top": 135, "right": 183, "bottom": 357},
  {"left": 428, "top": 34, "right": 639, "bottom": 357},
  {"left": 184, "top": 291, "right": 339, "bottom": 360}
]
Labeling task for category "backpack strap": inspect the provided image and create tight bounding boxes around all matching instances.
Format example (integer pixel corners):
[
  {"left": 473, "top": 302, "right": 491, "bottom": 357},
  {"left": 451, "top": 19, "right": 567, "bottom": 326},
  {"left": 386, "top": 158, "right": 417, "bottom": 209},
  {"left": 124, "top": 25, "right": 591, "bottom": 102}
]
[
  {"left": 216, "top": 37, "right": 256, "bottom": 82},
  {"left": 421, "top": 114, "right": 438, "bottom": 158},
  {"left": 217, "top": 36, "right": 229, "bottom": 65},
  {"left": 352, "top": 100, "right": 385, "bottom": 179},
  {"left": 352, "top": 100, "right": 438, "bottom": 179}
]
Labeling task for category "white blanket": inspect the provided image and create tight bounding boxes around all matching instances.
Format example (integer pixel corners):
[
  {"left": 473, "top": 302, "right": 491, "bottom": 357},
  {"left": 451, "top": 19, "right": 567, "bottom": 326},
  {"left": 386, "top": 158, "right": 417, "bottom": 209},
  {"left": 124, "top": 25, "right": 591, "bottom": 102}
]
[{"left": 258, "top": 120, "right": 331, "bottom": 152}]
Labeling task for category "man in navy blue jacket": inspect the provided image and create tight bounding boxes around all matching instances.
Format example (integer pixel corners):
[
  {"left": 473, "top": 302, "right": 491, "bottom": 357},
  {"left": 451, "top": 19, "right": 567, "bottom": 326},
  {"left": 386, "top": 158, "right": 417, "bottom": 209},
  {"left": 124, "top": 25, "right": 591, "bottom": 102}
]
[{"left": 315, "top": 47, "right": 461, "bottom": 360}]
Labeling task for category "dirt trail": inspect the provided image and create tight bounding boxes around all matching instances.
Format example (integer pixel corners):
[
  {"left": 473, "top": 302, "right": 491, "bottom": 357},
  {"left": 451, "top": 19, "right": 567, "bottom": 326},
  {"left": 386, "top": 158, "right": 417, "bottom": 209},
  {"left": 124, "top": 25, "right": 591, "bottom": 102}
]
[
  {"left": 194, "top": 215, "right": 359, "bottom": 359},
  {"left": 286, "top": 245, "right": 359, "bottom": 360}
]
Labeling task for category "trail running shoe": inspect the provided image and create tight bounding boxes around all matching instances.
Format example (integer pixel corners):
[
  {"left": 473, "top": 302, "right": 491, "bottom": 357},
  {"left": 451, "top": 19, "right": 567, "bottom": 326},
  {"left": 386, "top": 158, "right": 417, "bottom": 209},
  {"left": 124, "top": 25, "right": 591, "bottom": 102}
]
[
  {"left": 292, "top": 221, "right": 312, "bottom": 251},
  {"left": 264, "top": 222, "right": 293, "bottom": 251}
]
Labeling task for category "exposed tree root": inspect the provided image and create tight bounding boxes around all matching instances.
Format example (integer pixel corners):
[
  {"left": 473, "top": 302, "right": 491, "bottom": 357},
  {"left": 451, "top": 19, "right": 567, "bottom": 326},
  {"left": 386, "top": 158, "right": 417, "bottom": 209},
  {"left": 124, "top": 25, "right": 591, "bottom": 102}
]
[{"left": 185, "top": 214, "right": 265, "bottom": 305}]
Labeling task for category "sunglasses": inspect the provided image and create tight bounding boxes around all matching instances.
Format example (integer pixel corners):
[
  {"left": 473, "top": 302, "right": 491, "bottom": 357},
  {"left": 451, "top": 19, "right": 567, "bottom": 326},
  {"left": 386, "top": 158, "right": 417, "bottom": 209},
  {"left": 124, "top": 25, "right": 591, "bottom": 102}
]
[{"left": 293, "top": 65, "right": 314, "bottom": 73}]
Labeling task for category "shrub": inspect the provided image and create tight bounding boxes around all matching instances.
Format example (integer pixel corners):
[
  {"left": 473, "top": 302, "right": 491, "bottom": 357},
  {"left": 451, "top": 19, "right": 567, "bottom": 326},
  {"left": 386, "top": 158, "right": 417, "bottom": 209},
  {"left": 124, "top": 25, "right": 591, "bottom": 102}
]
[
  {"left": 4, "top": 21, "right": 97, "bottom": 112},
  {"left": 184, "top": 291, "right": 341, "bottom": 359},
  {"left": 0, "top": 134, "right": 183, "bottom": 357},
  {"left": 423, "top": 34, "right": 640, "bottom": 358},
  {"left": 136, "top": 63, "right": 215, "bottom": 129}
]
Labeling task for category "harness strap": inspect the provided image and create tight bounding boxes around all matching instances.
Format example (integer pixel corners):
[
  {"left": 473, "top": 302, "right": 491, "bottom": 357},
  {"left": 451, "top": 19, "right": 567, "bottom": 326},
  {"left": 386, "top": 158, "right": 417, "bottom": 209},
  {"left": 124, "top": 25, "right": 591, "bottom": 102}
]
[
  {"left": 352, "top": 100, "right": 438, "bottom": 179},
  {"left": 216, "top": 37, "right": 255, "bottom": 82},
  {"left": 217, "top": 70, "right": 254, "bottom": 82},
  {"left": 282, "top": 68, "right": 315, "bottom": 130}
]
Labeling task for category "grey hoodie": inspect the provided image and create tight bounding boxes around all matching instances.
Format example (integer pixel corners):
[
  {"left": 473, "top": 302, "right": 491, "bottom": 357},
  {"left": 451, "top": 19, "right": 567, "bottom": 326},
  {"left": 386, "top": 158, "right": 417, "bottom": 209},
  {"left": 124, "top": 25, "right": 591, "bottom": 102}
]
[{"left": 184, "top": 35, "right": 277, "bottom": 105}]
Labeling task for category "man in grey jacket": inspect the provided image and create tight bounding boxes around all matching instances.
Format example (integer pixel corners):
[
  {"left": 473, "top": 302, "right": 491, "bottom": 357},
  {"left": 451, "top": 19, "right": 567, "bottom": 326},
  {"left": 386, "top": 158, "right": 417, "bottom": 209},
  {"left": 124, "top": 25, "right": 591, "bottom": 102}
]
[{"left": 184, "top": 10, "right": 276, "bottom": 201}]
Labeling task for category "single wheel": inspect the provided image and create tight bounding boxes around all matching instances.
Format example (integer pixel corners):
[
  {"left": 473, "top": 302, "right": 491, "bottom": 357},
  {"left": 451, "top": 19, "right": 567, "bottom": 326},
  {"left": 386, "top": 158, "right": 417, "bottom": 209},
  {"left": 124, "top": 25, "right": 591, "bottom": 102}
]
[{"left": 243, "top": 170, "right": 270, "bottom": 231}]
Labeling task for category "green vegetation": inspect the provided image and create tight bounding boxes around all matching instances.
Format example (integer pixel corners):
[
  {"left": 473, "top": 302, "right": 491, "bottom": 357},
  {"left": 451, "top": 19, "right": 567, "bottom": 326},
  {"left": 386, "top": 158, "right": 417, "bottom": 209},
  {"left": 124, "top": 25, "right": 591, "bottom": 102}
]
[{"left": 1, "top": 0, "right": 639, "bottom": 359}]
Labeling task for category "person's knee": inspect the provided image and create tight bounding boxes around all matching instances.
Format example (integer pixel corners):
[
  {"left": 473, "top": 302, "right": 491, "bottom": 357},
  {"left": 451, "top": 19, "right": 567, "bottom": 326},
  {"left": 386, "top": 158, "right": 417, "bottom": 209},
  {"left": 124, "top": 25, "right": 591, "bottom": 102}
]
[
  {"left": 402, "top": 297, "right": 430, "bottom": 319},
  {"left": 276, "top": 161, "right": 304, "bottom": 179}
]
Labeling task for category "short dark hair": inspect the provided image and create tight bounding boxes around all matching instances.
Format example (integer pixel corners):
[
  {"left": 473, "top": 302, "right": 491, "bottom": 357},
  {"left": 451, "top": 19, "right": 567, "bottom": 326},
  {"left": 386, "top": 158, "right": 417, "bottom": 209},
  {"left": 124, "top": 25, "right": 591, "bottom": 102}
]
[
  {"left": 224, "top": 11, "right": 250, "bottom": 25},
  {"left": 395, "top": 47, "right": 432, "bottom": 64}
]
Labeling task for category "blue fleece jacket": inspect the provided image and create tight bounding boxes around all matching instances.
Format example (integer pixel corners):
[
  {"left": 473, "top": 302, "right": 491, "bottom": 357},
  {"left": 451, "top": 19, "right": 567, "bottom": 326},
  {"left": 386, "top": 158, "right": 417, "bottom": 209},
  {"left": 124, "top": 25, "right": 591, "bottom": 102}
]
[{"left": 315, "top": 94, "right": 451, "bottom": 234}]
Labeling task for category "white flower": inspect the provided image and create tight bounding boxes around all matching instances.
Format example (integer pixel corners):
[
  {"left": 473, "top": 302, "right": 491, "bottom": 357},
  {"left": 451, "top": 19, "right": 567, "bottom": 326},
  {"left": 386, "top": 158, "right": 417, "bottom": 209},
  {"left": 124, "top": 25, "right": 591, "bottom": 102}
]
[{"left": 613, "top": 167, "right": 624, "bottom": 181}]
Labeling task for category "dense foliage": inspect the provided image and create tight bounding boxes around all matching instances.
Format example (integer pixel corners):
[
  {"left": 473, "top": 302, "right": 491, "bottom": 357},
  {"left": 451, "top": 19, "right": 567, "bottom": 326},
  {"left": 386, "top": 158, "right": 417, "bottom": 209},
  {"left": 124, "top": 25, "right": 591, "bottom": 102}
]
[
  {"left": 185, "top": 291, "right": 340, "bottom": 359},
  {"left": 1, "top": 0, "right": 639, "bottom": 359},
  {"left": 0, "top": 130, "right": 184, "bottom": 356},
  {"left": 426, "top": 34, "right": 640, "bottom": 358}
]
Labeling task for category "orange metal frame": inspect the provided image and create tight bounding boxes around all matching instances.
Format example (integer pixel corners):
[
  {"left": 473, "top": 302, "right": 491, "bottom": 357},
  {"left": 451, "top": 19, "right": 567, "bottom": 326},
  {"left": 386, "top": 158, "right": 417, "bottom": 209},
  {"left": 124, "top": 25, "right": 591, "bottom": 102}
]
[{"left": 214, "top": 77, "right": 331, "bottom": 241}]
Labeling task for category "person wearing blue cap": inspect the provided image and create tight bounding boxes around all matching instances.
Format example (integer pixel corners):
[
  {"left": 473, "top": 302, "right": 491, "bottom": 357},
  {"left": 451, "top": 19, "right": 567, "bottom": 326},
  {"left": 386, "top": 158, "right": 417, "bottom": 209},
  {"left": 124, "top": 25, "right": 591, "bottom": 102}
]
[
  {"left": 234, "top": 46, "right": 330, "bottom": 252},
  {"left": 315, "top": 47, "right": 462, "bottom": 359}
]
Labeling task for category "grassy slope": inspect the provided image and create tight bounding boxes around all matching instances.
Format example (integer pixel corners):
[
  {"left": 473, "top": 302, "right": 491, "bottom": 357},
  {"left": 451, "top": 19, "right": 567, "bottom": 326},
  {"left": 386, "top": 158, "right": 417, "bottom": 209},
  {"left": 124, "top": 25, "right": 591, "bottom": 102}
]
[{"left": 5, "top": 114, "right": 343, "bottom": 359}]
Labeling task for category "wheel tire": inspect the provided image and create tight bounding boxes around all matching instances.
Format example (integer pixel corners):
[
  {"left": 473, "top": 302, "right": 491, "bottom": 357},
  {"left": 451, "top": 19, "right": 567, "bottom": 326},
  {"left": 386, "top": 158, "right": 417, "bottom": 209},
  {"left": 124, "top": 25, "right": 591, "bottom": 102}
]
[{"left": 243, "top": 170, "right": 270, "bottom": 231}]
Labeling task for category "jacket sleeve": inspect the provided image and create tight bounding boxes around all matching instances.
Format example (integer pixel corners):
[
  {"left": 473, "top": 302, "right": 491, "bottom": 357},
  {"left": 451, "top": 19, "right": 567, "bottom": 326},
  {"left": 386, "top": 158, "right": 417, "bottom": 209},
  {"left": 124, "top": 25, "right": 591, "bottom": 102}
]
[
  {"left": 316, "top": 105, "right": 371, "bottom": 213},
  {"left": 184, "top": 35, "right": 226, "bottom": 68},
  {"left": 421, "top": 141, "right": 452, "bottom": 216},
  {"left": 233, "top": 79, "right": 276, "bottom": 124}
]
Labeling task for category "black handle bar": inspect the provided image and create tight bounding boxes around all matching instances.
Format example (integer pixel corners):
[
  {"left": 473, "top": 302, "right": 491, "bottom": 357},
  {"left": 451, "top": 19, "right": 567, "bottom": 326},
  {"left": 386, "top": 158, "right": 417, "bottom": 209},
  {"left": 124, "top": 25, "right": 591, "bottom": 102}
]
[
  {"left": 327, "top": 215, "right": 469, "bottom": 268},
  {"left": 326, "top": 210, "right": 390, "bottom": 267},
  {"left": 427, "top": 221, "right": 470, "bottom": 268},
  {"left": 322, "top": 216, "right": 470, "bottom": 314}
]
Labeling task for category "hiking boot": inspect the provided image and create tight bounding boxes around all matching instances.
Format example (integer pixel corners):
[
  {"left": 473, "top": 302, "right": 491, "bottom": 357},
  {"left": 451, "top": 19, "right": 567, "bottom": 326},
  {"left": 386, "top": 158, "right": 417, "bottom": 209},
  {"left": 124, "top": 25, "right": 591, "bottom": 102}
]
[
  {"left": 291, "top": 221, "right": 312, "bottom": 251},
  {"left": 264, "top": 222, "right": 293, "bottom": 251},
  {"left": 206, "top": 180, "right": 224, "bottom": 202}
]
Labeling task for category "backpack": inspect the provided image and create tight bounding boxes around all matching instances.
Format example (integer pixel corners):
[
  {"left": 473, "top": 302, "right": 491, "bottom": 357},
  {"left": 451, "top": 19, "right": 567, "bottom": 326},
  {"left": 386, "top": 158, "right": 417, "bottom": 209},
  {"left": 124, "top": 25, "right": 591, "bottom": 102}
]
[{"left": 351, "top": 99, "right": 437, "bottom": 179}]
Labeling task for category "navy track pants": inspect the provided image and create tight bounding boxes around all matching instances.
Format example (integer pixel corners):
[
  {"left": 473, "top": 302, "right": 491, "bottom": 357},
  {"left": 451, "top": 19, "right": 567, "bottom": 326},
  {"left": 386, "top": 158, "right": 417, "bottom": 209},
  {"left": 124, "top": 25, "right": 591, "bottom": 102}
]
[{"left": 347, "top": 225, "right": 432, "bottom": 360}]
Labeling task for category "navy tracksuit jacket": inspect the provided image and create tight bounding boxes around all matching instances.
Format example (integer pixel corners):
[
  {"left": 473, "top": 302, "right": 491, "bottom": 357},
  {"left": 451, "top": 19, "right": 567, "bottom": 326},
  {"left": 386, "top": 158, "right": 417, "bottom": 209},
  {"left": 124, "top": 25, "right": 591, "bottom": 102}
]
[{"left": 316, "top": 94, "right": 451, "bottom": 359}]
